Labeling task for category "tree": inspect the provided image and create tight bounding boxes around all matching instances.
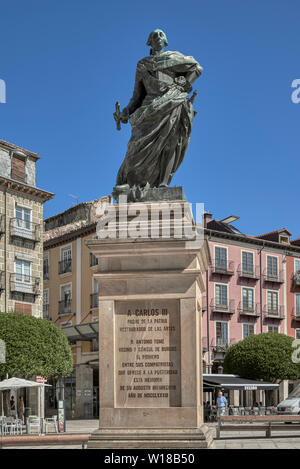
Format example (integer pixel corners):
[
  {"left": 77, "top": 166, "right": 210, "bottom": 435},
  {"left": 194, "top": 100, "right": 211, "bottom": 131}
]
[
  {"left": 0, "top": 312, "right": 73, "bottom": 379},
  {"left": 223, "top": 333, "right": 300, "bottom": 383}
]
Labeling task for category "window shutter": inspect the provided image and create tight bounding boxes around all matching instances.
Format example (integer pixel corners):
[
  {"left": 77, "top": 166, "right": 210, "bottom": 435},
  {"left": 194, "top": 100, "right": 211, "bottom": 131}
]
[
  {"left": 14, "top": 302, "right": 32, "bottom": 315},
  {"left": 11, "top": 155, "right": 26, "bottom": 182}
]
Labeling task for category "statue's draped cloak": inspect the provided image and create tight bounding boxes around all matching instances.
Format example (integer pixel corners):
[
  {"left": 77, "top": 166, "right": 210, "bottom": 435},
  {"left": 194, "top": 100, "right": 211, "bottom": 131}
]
[{"left": 116, "top": 51, "right": 202, "bottom": 188}]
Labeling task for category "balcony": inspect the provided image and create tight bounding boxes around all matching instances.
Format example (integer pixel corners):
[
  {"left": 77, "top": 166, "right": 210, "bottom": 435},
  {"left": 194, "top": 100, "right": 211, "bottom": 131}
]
[
  {"left": 10, "top": 218, "right": 40, "bottom": 243},
  {"left": 293, "top": 272, "right": 300, "bottom": 287},
  {"left": 211, "top": 299, "right": 235, "bottom": 315},
  {"left": 238, "top": 302, "right": 260, "bottom": 317},
  {"left": 10, "top": 273, "right": 40, "bottom": 295},
  {"left": 212, "top": 260, "right": 234, "bottom": 276},
  {"left": 90, "top": 292, "right": 99, "bottom": 309},
  {"left": 43, "top": 304, "right": 49, "bottom": 319},
  {"left": 237, "top": 264, "right": 260, "bottom": 280},
  {"left": 58, "top": 259, "right": 72, "bottom": 275},
  {"left": 264, "top": 305, "right": 285, "bottom": 320},
  {"left": 58, "top": 299, "right": 72, "bottom": 315},
  {"left": 263, "top": 269, "right": 284, "bottom": 284},
  {"left": 212, "top": 339, "right": 236, "bottom": 359}
]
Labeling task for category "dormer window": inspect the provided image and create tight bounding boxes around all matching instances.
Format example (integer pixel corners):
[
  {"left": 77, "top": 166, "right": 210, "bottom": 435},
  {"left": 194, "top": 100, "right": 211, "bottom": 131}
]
[{"left": 279, "top": 235, "right": 290, "bottom": 244}]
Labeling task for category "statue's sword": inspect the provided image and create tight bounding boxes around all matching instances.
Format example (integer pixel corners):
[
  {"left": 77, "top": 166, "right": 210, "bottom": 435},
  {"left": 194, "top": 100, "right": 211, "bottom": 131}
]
[{"left": 113, "top": 101, "right": 122, "bottom": 131}]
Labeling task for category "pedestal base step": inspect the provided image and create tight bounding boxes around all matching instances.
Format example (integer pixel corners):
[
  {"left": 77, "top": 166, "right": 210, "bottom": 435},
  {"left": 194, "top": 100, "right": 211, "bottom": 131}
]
[{"left": 87, "top": 426, "right": 215, "bottom": 449}]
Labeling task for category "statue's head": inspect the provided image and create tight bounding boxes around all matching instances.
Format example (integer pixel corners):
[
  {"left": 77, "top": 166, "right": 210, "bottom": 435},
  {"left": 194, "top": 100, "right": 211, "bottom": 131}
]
[{"left": 146, "top": 29, "right": 168, "bottom": 53}]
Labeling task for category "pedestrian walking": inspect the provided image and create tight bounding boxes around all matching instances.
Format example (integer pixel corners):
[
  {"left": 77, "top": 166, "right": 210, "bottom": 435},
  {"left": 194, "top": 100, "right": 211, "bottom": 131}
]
[{"left": 216, "top": 391, "right": 227, "bottom": 424}]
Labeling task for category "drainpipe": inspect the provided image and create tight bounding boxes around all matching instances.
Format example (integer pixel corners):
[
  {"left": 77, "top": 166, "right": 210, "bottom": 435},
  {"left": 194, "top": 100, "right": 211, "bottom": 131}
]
[
  {"left": 206, "top": 231, "right": 212, "bottom": 372},
  {"left": 282, "top": 251, "right": 287, "bottom": 336},
  {"left": 206, "top": 269, "right": 209, "bottom": 366},
  {"left": 258, "top": 244, "right": 265, "bottom": 334},
  {"left": 4, "top": 187, "right": 7, "bottom": 312}
]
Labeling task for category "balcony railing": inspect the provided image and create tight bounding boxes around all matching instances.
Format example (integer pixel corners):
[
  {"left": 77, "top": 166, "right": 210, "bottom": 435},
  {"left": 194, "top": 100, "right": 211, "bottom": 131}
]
[
  {"left": 293, "top": 272, "right": 300, "bottom": 287},
  {"left": 43, "top": 304, "right": 49, "bottom": 319},
  {"left": 212, "top": 260, "right": 234, "bottom": 276},
  {"left": 58, "top": 259, "right": 72, "bottom": 275},
  {"left": 58, "top": 299, "right": 72, "bottom": 315},
  {"left": 211, "top": 299, "right": 235, "bottom": 314},
  {"left": 237, "top": 264, "right": 260, "bottom": 280},
  {"left": 212, "top": 338, "right": 237, "bottom": 353},
  {"left": 238, "top": 302, "right": 260, "bottom": 317},
  {"left": 10, "top": 273, "right": 40, "bottom": 295},
  {"left": 90, "top": 292, "right": 99, "bottom": 309},
  {"left": 10, "top": 218, "right": 41, "bottom": 242},
  {"left": 202, "top": 338, "right": 237, "bottom": 353},
  {"left": 263, "top": 269, "right": 284, "bottom": 283},
  {"left": 263, "top": 305, "right": 285, "bottom": 320}
]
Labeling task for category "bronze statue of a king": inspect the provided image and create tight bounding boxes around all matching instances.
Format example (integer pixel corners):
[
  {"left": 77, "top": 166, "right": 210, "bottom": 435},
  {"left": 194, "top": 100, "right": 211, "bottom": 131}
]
[{"left": 113, "top": 29, "right": 202, "bottom": 199}]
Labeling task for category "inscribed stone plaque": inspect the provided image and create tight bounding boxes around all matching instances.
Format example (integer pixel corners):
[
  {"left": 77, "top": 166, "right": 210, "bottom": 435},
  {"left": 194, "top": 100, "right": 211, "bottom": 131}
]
[{"left": 115, "top": 299, "right": 181, "bottom": 408}]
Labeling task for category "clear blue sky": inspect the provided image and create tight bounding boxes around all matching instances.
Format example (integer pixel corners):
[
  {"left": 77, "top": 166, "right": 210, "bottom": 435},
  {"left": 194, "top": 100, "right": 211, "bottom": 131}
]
[{"left": 1, "top": 0, "right": 299, "bottom": 237}]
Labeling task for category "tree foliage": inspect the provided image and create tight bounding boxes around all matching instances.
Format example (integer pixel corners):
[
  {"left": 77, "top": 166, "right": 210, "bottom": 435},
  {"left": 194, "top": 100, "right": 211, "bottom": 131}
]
[
  {"left": 0, "top": 313, "right": 73, "bottom": 378},
  {"left": 223, "top": 333, "right": 300, "bottom": 382}
]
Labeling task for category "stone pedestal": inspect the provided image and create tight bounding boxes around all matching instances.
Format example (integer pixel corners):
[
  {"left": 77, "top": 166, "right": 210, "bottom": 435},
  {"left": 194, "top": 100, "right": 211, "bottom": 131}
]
[{"left": 86, "top": 198, "right": 215, "bottom": 449}]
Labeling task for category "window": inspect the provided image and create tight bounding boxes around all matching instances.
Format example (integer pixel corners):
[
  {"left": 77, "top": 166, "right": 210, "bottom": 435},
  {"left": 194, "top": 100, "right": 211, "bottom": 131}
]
[
  {"left": 59, "top": 246, "right": 72, "bottom": 274},
  {"left": 216, "top": 322, "right": 228, "bottom": 346},
  {"left": 295, "top": 259, "right": 300, "bottom": 273},
  {"left": 43, "top": 289, "right": 49, "bottom": 318},
  {"left": 215, "top": 247, "right": 227, "bottom": 269},
  {"left": 61, "top": 284, "right": 71, "bottom": 302},
  {"left": 295, "top": 294, "right": 300, "bottom": 316},
  {"left": 93, "top": 278, "right": 99, "bottom": 294},
  {"left": 43, "top": 289, "right": 49, "bottom": 305},
  {"left": 243, "top": 324, "right": 254, "bottom": 338},
  {"left": 296, "top": 329, "right": 300, "bottom": 340},
  {"left": 15, "top": 205, "right": 31, "bottom": 231},
  {"left": 61, "top": 246, "right": 71, "bottom": 261},
  {"left": 268, "top": 326, "right": 279, "bottom": 333},
  {"left": 215, "top": 284, "right": 227, "bottom": 307},
  {"left": 242, "top": 288, "right": 254, "bottom": 311},
  {"left": 267, "top": 256, "right": 278, "bottom": 278},
  {"left": 242, "top": 252, "right": 254, "bottom": 274},
  {"left": 15, "top": 259, "right": 31, "bottom": 282},
  {"left": 43, "top": 257, "right": 49, "bottom": 279},
  {"left": 59, "top": 284, "right": 72, "bottom": 314},
  {"left": 90, "top": 253, "right": 98, "bottom": 267},
  {"left": 267, "top": 291, "right": 278, "bottom": 314}
]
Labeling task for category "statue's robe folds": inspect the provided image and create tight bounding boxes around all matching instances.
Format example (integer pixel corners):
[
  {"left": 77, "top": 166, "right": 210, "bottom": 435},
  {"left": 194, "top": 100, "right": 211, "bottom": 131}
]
[{"left": 116, "top": 51, "right": 202, "bottom": 188}]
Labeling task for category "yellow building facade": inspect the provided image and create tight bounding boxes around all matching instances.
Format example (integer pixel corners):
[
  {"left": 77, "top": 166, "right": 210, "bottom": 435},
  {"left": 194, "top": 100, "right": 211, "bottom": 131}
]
[{"left": 43, "top": 196, "right": 111, "bottom": 418}]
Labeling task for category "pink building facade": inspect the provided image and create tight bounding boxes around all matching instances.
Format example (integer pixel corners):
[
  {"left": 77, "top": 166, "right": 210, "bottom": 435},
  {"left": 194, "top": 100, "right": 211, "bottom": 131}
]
[{"left": 202, "top": 216, "right": 287, "bottom": 374}]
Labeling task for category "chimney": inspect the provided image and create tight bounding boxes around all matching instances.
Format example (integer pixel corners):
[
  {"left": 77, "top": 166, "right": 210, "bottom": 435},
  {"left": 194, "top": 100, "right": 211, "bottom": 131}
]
[{"left": 203, "top": 212, "right": 212, "bottom": 228}]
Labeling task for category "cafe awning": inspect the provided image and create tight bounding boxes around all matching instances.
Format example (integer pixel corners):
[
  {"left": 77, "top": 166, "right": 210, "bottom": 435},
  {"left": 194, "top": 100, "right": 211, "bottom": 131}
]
[
  {"left": 203, "top": 374, "right": 279, "bottom": 391},
  {"left": 62, "top": 321, "right": 99, "bottom": 343}
]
